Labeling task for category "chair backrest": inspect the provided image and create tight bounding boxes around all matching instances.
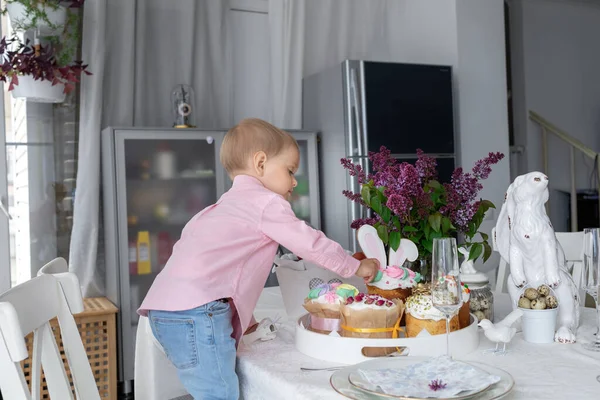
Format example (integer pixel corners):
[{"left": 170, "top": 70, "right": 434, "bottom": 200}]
[
  {"left": 0, "top": 274, "right": 100, "bottom": 400},
  {"left": 37, "top": 257, "right": 68, "bottom": 276},
  {"left": 494, "top": 231, "right": 585, "bottom": 303}
]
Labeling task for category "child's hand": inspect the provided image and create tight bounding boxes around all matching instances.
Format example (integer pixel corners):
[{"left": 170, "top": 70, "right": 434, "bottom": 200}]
[{"left": 355, "top": 258, "right": 380, "bottom": 283}]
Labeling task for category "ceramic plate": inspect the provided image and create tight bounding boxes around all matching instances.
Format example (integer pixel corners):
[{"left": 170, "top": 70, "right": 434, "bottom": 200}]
[
  {"left": 347, "top": 360, "right": 491, "bottom": 400},
  {"left": 330, "top": 358, "right": 514, "bottom": 400}
]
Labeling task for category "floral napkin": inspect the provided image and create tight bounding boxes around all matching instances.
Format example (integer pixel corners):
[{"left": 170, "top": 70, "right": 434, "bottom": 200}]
[{"left": 357, "top": 356, "right": 501, "bottom": 398}]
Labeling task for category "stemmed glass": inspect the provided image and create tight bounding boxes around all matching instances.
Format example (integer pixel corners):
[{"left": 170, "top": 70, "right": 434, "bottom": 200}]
[
  {"left": 431, "top": 237, "right": 463, "bottom": 357},
  {"left": 582, "top": 227, "right": 600, "bottom": 352}
]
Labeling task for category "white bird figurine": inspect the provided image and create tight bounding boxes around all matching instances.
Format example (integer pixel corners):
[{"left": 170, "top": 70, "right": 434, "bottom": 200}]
[{"left": 478, "top": 309, "right": 524, "bottom": 355}]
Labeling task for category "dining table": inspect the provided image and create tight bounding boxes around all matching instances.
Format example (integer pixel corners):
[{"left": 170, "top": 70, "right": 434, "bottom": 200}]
[{"left": 237, "top": 286, "right": 600, "bottom": 400}]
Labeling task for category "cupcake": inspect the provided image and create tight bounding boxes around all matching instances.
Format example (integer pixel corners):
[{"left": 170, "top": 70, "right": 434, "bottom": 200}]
[
  {"left": 366, "top": 265, "right": 422, "bottom": 303},
  {"left": 405, "top": 283, "right": 459, "bottom": 337},
  {"left": 303, "top": 282, "right": 358, "bottom": 334},
  {"left": 340, "top": 293, "right": 405, "bottom": 357}
]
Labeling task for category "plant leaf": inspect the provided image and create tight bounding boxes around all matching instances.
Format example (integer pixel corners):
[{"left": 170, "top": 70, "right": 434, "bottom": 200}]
[
  {"left": 389, "top": 231, "right": 401, "bottom": 252},
  {"left": 483, "top": 241, "right": 492, "bottom": 262},
  {"left": 468, "top": 243, "right": 483, "bottom": 261},
  {"left": 479, "top": 232, "right": 489, "bottom": 241},
  {"left": 381, "top": 206, "right": 391, "bottom": 223},
  {"left": 441, "top": 216, "right": 451, "bottom": 234},
  {"left": 361, "top": 186, "right": 371, "bottom": 206},
  {"left": 428, "top": 213, "right": 442, "bottom": 233},
  {"left": 377, "top": 225, "right": 389, "bottom": 245},
  {"left": 403, "top": 226, "right": 419, "bottom": 233},
  {"left": 371, "top": 195, "right": 382, "bottom": 215}
]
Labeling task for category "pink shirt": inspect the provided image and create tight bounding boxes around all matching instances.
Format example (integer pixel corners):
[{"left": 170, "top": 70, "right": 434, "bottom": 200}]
[{"left": 138, "top": 175, "right": 360, "bottom": 346}]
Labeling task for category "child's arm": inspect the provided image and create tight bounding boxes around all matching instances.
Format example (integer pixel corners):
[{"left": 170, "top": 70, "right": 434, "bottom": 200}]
[{"left": 261, "top": 195, "right": 367, "bottom": 278}]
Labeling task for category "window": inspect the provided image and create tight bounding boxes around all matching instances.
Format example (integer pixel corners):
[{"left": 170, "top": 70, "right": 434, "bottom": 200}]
[{"left": 0, "top": 1, "right": 82, "bottom": 287}]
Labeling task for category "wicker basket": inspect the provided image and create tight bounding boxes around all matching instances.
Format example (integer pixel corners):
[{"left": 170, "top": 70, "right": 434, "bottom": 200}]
[{"left": 20, "top": 297, "right": 118, "bottom": 399}]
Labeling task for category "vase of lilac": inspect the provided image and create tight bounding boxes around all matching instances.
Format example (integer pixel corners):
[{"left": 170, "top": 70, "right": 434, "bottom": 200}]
[{"left": 341, "top": 147, "right": 504, "bottom": 279}]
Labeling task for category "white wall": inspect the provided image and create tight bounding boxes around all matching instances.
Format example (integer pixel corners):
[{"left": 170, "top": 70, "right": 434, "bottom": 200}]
[
  {"left": 455, "top": 0, "right": 511, "bottom": 273},
  {"left": 511, "top": 0, "right": 600, "bottom": 196}
]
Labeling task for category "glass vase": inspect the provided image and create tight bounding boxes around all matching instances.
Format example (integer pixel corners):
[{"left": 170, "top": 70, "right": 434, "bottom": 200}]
[{"left": 404, "top": 256, "right": 432, "bottom": 282}]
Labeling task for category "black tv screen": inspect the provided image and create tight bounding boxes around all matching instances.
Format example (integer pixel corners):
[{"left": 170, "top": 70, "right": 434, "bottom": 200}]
[{"left": 363, "top": 61, "right": 455, "bottom": 155}]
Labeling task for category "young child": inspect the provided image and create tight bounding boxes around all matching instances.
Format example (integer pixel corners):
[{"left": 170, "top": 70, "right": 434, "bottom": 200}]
[{"left": 138, "top": 118, "right": 379, "bottom": 400}]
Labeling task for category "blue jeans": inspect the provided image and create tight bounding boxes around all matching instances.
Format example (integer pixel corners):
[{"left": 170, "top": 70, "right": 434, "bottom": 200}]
[{"left": 148, "top": 300, "right": 239, "bottom": 400}]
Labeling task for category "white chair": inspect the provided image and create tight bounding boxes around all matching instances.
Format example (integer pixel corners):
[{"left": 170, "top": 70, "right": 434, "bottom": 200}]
[
  {"left": 134, "top": 316, "right": 190, "bottom": 400},
  {"left": 37, "top": 257, "right": 68, "bottom": 276},
  {"left": 0, "top": 273, "right": 101, "bottom": 400},
  {"left": 495, "top": 231, "right": 585, "bottom": 305}
]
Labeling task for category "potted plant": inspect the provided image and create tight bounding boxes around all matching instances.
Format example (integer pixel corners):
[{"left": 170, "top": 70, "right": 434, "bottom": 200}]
[
  {"left": 3, "top": 0, "right": 84, "bottom": 36},
  {"left": 0, "top": 35, "right": 90, "bottom": 102},
  {"left": 341, "top": 147, "right": 504, "bottom": 278}
]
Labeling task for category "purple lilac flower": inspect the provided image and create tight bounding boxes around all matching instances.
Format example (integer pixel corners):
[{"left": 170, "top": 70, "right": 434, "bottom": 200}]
[
  {"left": 342, "top": 190, "right": 364, "bottom": 205},
  {"left": 386, "top": 194, "right": 412, "bottom": 221},
  {"left": 429, "top": 379, "right": 447, "bottom": 391},
  {"left": 472, "top": 152, "right": 505, "bottom": 180},
  {"left": 415, "top": 148, "right": 437, "bottom": 181},
  {"left": 340, "top": 158, "right": 367, "bottom": 184},
  {"left": 350, "top": 216, "right": 380, "bottom": 230}
]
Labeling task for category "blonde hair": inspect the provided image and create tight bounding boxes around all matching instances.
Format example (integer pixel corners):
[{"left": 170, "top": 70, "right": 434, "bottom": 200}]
[{"left": 220, "top": 118, "right": 298, "bottom": 175}]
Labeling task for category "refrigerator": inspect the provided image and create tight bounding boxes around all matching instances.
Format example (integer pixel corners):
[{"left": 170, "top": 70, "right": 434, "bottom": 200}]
[
  {"left": 101, "top": 127, "right": 320, "bottom": 390},
  {"left": 303, "top": 60, "right": 457, "bottom": 253}
]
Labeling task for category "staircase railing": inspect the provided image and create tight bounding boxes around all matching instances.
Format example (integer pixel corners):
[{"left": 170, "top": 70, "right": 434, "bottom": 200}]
[{"left": 529, "top": 110, "right": 600, "bottom": 231}]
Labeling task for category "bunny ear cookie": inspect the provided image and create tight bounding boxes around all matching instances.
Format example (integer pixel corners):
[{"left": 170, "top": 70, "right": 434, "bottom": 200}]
[
  {"left": 357, "top": 225, "right": 387, "bottom": 268},
  {"left": 389, "top": 239, "right": 419, "bottom": 267}
]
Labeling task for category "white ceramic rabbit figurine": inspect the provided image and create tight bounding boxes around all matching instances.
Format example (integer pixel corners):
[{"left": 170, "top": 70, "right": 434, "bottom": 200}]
[
  {"left": 458, "top": 247, "right": 478, "bottom": 275},
  {"left": 356, "top": 225, "right": 419, "bottom": 272},
  {"left": 493, "top": 171, "right": 580, "bottom": 343}
]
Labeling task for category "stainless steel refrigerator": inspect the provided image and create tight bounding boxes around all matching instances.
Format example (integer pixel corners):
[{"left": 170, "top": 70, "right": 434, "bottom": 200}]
[
  {"left": 303, "top": 60, "right": 457, "bottom": 253},
  {"left": 101, "top": 127, "right": 320, "bottom": 391}
]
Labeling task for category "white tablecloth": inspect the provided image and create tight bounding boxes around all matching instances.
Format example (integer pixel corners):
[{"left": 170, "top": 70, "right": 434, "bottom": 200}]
[{"left": 238, "top": 287, "right": 600, "bottom": 400}]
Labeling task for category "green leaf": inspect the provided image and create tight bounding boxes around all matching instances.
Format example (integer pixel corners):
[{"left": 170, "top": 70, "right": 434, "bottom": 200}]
[
  {"left": 428, "top": 213, "right": 442, "bottom": 233},
  {"left": 389, "top": 231, "right": 401, "bottom": 252},
  {"left": 392, "top": 216, "right": 402, "bottom": 230},
  {"left": 441, "top": 217, "right": 451, "bottom": 233},
  {"left": 381, "top": 206, "right": 391, "bottom": 223},
  {"left": 428, "top": 180, "right": 442, "bottom": 190},
  {"left": 421, "top": 238, "right": 433, "bottom": 254},
  {"left": 424, "top": 222, "right": 431, "bottom": 239},
  {"left": 468, "top": 243, "right": 483, "bottom": 261},
  {"left": 483, "top": 241, "right": 492, "bottom": 262},
  {"left": 361, "top": 186, "right": 371, "bottom": 206},
  {"left": 479, "top": 199, "right": 496, "bottom": 210},
  {"left": 403, "top": 226, "right": 419, "bottom": 233},
  {"left": 430, "top": 230, "right": 443, "bottom": 240},
  {"left": 377, "top": 225, "right": 389, "bottom": 245},
  {"left": 377, "top": 189, "right": 386, "bottom": 205},
  {"left": 371, "top": 195, "right": 382, "bottom": 215},
  {"left": 479, "top": 232, "right": 489, "bottom": 241}
]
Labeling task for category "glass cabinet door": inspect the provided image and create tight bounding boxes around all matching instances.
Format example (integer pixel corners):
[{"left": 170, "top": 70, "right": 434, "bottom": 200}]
[
  {"left": 116, "top": 131, "right": 225, "bottom": 327},
  {"left": 289, "top": 132, "right": 320, "bottom": 229}
]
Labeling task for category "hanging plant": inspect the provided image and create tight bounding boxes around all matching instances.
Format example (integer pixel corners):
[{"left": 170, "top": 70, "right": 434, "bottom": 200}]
[
  {"left": 0, "top": 35, "right": 90, "bottom": 95},
  {"left": 3, "top": 0, "right": 85, "bottom": 65}
]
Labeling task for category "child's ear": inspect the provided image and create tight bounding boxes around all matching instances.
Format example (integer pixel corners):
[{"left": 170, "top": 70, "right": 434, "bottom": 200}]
[{"left": 253, "top": 151, "right": 267, "bottom": 176}]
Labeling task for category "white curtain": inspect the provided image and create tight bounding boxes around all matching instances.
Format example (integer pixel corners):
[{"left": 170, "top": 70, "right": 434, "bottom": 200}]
[
  {"left": 71, "top": 0, "right": 232, "bottom": 296},
  {"left": 268, "top": 0, "right": 398, "bottom": 129}
]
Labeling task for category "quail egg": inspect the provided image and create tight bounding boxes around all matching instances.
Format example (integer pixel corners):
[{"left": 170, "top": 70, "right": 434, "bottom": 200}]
[
  {"left": 518, "top": 296, "right": 531, "bottom": 309},
  {"left": 531, "top": 298, "right": 547, "bottom": 310},
  {"left": 524, "top": 288, "right": 539, "bottom": 300},
  {"left": 537, "top": 284, "right": 551, "bottom": 297},
  {"left": 546, "top": 295, "right": 559, "bottom": 309}
]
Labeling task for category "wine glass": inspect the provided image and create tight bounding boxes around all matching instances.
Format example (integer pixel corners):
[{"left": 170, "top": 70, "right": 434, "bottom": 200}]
[
  {"left": 431, "top": 237, "right": 463, "bottom": 357},
  {"left": 582, "top": 227, "right": 600, "bottom": 352}
]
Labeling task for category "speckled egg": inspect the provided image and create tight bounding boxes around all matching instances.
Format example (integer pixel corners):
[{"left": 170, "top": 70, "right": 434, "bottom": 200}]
[
  {"left": 524, "top": 288, "right": 539, "bottom": 300},
  {"left": 531, "top": 298, "right": 547, "bottom": 310},
  {"left": 518, "top": 296, "right": 531, "bottom": 309},
  {"left": 537, "top": 284, "right": 551, "bottom": 297},
  {"left": 546, "top": 295, "right": 559, "bottom": 309},
  {"left": 470, "top": 298, "right": 481, "bottom": 311},
  {"left": 474, "top": 310, "right": 486, "bottom": 321},
  {"left": 480, "top": 299, "right": 490, "bottom": 310}
]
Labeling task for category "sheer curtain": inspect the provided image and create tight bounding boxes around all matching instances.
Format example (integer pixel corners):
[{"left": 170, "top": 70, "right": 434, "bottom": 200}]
[
  {"left": 71, "top": 0, "right": 232, "bottom": 296},
  {"left": 268, "top": 0, "right": 396, "bottom": 129}
]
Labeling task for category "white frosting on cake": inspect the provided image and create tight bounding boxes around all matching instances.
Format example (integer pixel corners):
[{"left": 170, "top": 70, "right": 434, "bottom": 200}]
[
  {"left": 366, "top": 265, "right": 421, "bottom": 290},
  {"left": 406, "top": 293, "right": 459, "bottom": 321}
]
